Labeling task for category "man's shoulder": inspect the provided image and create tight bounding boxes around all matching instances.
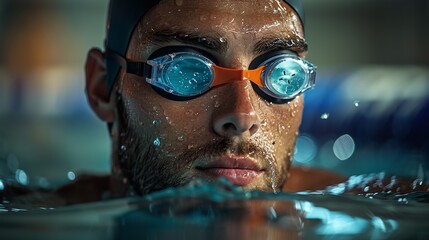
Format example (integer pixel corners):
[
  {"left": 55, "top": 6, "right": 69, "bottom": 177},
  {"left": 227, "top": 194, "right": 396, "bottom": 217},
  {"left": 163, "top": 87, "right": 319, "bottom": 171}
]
[
  {"left": 283, "top": 165, "right": 347, "bottom": 192},
  {"left": 283, "top": 166, "right": 429, "bottom": 194},
  {"left": 1, "top": 174, "right": 111, "bottom": 208}
]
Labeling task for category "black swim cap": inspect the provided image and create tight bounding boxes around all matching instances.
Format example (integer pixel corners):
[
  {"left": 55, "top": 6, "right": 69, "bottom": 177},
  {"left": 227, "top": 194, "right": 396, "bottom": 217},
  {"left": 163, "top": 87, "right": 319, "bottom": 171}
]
[{"left": 105, "top": 0, "right": 305, "bottom": 94}]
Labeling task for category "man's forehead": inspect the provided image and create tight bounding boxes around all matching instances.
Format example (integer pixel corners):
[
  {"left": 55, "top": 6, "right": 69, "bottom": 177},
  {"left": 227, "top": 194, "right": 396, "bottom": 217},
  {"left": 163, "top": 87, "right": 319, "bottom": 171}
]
[{"left": 155, "top": 0, "right": 291, "bottom": 12}]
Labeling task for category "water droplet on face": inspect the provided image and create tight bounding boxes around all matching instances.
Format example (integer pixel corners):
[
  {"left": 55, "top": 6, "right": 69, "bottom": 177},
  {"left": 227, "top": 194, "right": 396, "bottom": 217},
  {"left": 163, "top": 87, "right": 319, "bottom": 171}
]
[
  {"left": 152, "top": 120, "right": 160, "bottom": 125},
  {"left": 268, "top": 161, "right": 277, "bottom": 193},
  {"left": 153, "top": 138, "right": 161, "bottom": 147},
  {"left": 199, "top": 15, "right": 207, "bottom": 21},
  {"left": 165, "top": 117, "right": 175, "bottom": 126},
  {"left": 120, "top": 145, "right": 127, "bottom": 151},
  {"left": 364, "top": 186, "right": 370, "bottom": 192},
  {"left": 264, "top": 101, "right": 273, "bottom": 106},
  {"left": 185, "top": 110, "right": 193, "bottom": 116},
  {"left": 277, "top": 124, "right": 284, "bottom": 133},
  {"left": 177, "top": 134, "right": 185, "bottom": 142},
  {"left": 271, "top": 182, "right": 277, "bottom": 193},
  {"left": 214, "top": 101, "right": 220, "bottom": 108},
  {"left": 175, "top": 0, "right": 183, "bottom": 6},
  {"left": 219, "top": 37, "right": 226, "bottom": 43},
  {"left": 321, "top": 113, "right": 330, "bottom": 120}
]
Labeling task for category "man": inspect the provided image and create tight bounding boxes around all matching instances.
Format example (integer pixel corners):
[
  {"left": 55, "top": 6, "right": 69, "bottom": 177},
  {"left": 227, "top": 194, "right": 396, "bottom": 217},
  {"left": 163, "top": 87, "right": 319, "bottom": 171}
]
[
  {"left": 3, "top": 0, "right": 424, "bottom": 207},
  {"left": 83, "top": 0, "right": 334, "bottom": 198}
]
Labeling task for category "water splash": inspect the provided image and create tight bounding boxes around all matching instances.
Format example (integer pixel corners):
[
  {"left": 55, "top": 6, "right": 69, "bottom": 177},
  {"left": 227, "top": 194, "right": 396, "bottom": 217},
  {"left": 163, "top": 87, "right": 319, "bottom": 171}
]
[
  {"left": 321, "top": 113, "right": 330, "bottom": 120},
  {"left": 67, "top": 171, "right": 76, "bottom": 181},
  {"left": 1, "top": 180, "right": 429, "bottom": 239},
  {"left": 353, "top": 100, "right": 360, "bottom": 107}
]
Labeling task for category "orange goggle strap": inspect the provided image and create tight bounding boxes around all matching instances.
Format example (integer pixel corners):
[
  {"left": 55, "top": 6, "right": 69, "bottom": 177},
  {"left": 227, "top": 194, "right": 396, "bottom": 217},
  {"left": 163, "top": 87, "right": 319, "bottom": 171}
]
[{"left": 212, "top": 65, "right": 266, "bottom": 88}]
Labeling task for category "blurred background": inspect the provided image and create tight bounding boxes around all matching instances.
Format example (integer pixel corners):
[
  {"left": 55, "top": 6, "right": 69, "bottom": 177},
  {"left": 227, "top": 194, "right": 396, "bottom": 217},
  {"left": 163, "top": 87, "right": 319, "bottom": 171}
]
[{"left": 0, "top": 0, "right": 428, "bottom": 188}]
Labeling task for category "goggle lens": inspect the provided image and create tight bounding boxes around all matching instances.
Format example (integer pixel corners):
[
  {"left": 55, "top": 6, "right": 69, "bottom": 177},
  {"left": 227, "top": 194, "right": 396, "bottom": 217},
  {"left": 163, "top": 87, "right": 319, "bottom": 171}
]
[
  {"left": 266, "top": 58, "right": 307, "bottom": 98},
  {"left": 163, "top": 56, "right": 213, "bottom": 96}
]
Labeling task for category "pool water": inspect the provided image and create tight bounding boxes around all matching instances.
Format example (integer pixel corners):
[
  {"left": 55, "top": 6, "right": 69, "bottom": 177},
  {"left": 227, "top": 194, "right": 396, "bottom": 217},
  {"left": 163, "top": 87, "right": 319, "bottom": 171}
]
[{"left": 1, "top": 179, "right": 428, "bottom": 240}]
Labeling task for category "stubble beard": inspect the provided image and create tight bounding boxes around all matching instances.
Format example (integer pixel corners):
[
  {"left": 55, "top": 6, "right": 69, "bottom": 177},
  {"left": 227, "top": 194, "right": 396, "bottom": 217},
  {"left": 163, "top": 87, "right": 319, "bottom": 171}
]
[{"left": 116, "top": 96, "right": 291, "bottom": 196}]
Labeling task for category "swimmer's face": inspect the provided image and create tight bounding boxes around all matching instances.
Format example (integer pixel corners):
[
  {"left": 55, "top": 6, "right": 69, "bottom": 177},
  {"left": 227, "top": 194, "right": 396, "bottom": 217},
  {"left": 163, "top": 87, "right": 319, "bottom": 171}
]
[{"left": 106, "top": 0, "right": 306, "bottom": 194}]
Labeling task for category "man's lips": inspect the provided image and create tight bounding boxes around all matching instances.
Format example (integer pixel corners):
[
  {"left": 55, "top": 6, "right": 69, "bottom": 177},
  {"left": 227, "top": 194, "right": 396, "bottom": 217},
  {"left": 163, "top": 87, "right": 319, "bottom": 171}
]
[{"left": 195, "top": 156, "right": 263, "bottom": 186}]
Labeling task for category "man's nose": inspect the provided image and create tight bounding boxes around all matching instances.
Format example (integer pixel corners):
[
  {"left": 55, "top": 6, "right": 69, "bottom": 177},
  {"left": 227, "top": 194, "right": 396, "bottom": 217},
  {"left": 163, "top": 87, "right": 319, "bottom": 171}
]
[{"left": 211, "top": 82, "right": 260, "bottom": 138}]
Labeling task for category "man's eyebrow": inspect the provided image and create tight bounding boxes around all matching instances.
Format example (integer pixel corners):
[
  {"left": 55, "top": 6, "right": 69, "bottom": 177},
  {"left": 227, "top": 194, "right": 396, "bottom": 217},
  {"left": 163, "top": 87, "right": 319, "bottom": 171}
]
[
  {"left": 151, "top": 30, "right": 227, "bottom": 53},
  {"left": 253, "top": 37, "right": 308, "bottom": 55}
]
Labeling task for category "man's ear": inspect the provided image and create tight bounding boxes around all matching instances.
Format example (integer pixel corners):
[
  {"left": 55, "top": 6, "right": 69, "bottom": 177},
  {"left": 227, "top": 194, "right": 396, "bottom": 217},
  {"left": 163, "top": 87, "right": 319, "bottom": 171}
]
[{"left": 85, "top": 48, "right": 115, "bottom": 122}]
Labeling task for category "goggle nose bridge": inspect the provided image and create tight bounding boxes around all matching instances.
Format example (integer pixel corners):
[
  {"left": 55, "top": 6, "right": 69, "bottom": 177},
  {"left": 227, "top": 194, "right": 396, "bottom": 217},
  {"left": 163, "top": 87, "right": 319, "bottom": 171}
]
[{"left": 212, "top": 65, "right": 266, "bottom": 88}]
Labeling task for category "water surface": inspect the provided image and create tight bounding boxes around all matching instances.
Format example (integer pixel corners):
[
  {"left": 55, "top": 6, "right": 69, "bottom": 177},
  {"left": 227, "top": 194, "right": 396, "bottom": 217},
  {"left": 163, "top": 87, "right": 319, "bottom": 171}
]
[{"left": 1, "top": 179, "right": 428, "bottom": 240}]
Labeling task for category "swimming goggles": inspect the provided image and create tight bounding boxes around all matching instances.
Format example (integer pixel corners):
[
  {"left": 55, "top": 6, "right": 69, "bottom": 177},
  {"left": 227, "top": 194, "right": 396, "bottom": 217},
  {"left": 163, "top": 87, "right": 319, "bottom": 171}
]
[{"left": 108, "top": 47, "right": 316, "bottom": 102}]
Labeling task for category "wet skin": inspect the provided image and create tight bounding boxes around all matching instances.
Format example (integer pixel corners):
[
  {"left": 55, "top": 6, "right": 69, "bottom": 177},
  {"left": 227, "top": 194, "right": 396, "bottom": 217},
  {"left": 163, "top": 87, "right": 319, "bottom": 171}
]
[{"left": 86, "top": 0, "right": 308, "bottom": 195}]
